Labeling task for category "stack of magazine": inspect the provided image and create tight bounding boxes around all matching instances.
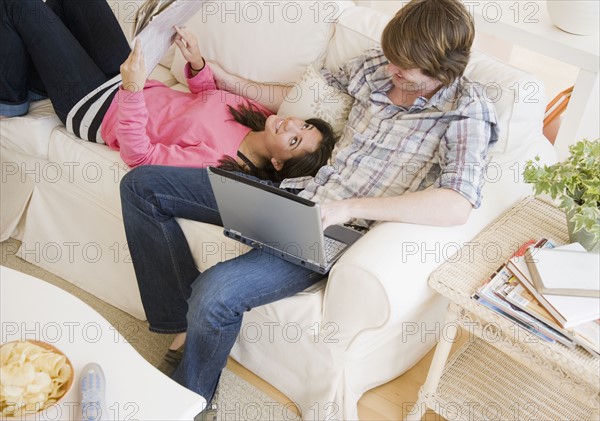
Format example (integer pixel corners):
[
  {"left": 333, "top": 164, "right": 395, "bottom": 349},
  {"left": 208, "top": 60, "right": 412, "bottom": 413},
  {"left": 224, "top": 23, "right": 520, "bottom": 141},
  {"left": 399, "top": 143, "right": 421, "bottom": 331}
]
[{"left": 472, "top": 238, "right": 600, "bottom": 356}]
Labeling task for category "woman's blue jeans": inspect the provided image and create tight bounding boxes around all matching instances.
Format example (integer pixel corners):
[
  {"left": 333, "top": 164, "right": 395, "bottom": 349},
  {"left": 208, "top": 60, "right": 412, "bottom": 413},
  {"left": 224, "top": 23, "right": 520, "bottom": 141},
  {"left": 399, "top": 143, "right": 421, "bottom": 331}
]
[
  {"left": 120, "top": 166, "right": 323, "bottom": 402},
  {"left": 0, "top": 0, "right": 129, "bottom": 122}
]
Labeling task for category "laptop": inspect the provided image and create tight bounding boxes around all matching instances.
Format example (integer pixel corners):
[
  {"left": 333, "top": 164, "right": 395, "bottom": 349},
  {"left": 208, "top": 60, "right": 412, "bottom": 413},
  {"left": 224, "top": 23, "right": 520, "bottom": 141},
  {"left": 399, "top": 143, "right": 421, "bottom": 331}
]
[{"left": 207, "top": 167, "right": 365, "bottom": 274}]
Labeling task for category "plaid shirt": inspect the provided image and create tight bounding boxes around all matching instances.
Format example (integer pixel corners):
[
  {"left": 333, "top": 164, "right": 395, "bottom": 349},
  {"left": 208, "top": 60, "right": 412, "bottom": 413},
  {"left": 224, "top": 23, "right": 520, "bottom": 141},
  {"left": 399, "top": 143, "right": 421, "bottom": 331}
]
[{"left": 280, "top": 48, "right": 498, "bottom": 223}]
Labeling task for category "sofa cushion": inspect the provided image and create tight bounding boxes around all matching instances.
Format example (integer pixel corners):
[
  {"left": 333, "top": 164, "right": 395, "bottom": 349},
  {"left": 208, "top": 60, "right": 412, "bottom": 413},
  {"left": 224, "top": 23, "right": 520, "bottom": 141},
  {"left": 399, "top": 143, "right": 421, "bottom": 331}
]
[
  {"left": 0, "top": 100, "right": 61, "bottom": 159},
  {"left": 47, "top": 128, "right": 129, "bottom": 217},
  {"left": 277, "top": 63, "right": 353, "bottom": 137},
  {"left": 170, "top": 1, "right": 354, "bottom": 86},
  {"left": 324, "top": 6, "right": 389, "bottom": 72},
  {"left": 465, "top": 51, "right": 547, "bottom": 155}
]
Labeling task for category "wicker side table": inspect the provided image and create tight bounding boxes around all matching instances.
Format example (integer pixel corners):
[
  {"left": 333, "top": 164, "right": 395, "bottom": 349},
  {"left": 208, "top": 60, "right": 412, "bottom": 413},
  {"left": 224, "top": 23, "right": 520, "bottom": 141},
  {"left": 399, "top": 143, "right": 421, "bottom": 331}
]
[{"left": 406, "top": 197, "right": 600, "bottom": 421}]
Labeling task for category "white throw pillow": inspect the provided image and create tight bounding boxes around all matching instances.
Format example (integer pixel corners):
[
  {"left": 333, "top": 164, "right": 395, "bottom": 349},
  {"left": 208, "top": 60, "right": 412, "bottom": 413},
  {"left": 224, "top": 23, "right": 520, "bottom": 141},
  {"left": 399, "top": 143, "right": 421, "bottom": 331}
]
[
  {"left": 466, "top": 50, "right": 546, "bottom": 155},
  {"left": 277, "top": 64, "right": 353, "bottom": 137},
  {"left": 324, "top": 6, "right": 390, "bottom": 72}
]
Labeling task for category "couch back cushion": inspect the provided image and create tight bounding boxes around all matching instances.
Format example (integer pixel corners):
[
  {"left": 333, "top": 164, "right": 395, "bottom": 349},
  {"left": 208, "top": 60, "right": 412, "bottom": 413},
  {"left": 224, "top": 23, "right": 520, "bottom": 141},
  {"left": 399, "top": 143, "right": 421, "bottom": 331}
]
[
  {"left": 170, "top": 1, "right": 354, "bottom": 85},
  {"left": 465, "top": 51, "right": 546, "bottom": 155},
  {"left": 323, "top": 6, "right": 546, "bottom": 155},
  {"left": 324, "top": 6, "right": 389, "bottom": 72}
]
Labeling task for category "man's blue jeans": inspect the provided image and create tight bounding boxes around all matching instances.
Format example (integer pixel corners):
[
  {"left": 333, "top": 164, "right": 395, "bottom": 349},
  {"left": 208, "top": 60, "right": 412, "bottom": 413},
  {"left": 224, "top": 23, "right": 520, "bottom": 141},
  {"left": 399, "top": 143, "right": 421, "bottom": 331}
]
[{"left": 120, "top": 166, "right": 323, "bottom": 401}]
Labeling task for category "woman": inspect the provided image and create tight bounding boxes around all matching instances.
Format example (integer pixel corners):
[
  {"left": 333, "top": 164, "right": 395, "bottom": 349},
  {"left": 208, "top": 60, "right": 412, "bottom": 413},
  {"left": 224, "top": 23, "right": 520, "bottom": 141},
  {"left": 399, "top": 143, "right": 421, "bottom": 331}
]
[{"left": 0, "top": 0, "right": 335, "bottom": 180}]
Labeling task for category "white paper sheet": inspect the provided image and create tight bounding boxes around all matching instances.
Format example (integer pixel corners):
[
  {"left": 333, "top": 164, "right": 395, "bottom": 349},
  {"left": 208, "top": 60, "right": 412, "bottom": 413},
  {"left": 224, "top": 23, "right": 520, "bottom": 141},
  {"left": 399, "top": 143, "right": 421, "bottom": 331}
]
[{"left": 134, "top": 0, "right": 206, "bottom": 72}]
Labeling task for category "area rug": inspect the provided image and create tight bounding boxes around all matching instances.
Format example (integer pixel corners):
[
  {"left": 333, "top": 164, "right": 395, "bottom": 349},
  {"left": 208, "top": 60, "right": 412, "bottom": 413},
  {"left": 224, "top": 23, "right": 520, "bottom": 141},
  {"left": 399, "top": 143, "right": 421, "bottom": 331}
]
[{"left": 1, "top": 238, "right": 299, "bottom": 421}]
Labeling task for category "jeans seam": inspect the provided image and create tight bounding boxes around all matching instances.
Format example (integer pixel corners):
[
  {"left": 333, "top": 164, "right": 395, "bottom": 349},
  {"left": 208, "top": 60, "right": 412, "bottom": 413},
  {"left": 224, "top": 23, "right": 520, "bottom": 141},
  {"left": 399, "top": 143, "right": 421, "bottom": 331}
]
[
  {"left": 147, "top": 191, "right": 218, "bottom": 302},
  {"left": 149, "top": 194, "right": 193, "bottom": 307},
  {"left": 151, "top": 192, "right": 217, "bottom": 211}
]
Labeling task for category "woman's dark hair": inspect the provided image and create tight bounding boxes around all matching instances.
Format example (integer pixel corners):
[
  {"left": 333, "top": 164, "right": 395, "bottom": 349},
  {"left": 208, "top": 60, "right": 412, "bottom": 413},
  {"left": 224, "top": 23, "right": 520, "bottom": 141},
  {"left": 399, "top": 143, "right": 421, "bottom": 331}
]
[{"left": 218, "top": 103, "right": 336, "bottom": 182}]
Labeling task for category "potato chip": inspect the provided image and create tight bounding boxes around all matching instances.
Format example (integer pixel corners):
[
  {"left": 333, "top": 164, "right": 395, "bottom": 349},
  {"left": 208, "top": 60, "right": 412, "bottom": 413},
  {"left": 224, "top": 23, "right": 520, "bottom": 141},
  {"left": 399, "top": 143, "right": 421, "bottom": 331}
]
[{"left": 0, "top": 341, "right": 73, "bottom": 417}]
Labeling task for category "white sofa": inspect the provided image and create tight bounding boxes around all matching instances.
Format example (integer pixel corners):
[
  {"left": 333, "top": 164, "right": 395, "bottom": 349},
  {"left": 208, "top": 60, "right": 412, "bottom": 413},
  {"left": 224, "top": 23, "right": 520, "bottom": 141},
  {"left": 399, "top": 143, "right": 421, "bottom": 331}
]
[{"left": 0, "top": 1, "right": 558, "bottom": 419}]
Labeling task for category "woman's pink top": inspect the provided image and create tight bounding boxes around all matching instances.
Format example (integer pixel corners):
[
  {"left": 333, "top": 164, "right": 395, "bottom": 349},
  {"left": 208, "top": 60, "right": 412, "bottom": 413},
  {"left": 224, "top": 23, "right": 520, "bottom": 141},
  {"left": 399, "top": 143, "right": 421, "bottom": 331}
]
[{"left": 101, "top": 64, "right": 270, "bottom": 168}]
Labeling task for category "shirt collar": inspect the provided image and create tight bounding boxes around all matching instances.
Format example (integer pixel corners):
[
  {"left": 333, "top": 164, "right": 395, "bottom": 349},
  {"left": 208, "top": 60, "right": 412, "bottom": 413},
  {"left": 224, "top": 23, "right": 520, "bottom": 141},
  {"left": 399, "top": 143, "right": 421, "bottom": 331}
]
[
  {"left": 429, "top": 78, "right": 461, "bottom": 109},
  {"left": 370, "top": 71, "right": 461, "bottom": 112}
]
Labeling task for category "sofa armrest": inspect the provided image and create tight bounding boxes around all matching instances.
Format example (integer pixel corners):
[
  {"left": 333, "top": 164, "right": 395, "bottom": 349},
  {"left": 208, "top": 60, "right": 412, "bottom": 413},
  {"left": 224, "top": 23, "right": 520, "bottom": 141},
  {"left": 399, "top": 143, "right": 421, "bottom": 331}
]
[
  {"left": 321, "top": 137, "right": 557, "bottom": 351},
  {"left": 322, "top": 219, "right": 479, "bottom": 351}
]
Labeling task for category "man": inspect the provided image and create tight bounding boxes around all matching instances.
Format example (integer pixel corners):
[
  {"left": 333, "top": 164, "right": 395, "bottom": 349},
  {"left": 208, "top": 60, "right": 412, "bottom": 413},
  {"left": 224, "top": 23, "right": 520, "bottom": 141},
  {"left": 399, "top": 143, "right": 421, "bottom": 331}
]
[{"left": 119, "top": 0, "right": 498, "bottom": 413}]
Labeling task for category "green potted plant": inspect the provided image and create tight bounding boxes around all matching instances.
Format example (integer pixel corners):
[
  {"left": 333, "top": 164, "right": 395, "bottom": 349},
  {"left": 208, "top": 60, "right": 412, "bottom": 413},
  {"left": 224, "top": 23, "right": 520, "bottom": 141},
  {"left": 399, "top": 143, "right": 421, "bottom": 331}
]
[{"left": 523, "top": 138, "right": 600, "bottom": 252}]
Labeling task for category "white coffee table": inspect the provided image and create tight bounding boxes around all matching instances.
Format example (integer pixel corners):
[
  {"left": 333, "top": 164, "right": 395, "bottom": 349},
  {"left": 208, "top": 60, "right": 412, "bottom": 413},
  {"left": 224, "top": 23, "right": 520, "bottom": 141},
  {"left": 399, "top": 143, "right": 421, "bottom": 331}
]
[{"left": 0, "top": 266, "right": 205, "bottom": 420}]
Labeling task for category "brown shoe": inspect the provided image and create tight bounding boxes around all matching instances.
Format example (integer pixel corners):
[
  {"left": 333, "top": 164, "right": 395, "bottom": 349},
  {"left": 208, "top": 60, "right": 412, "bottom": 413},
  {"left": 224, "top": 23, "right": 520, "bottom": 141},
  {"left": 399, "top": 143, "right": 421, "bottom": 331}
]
[{"left": 156, "top": 345, "right": 184, "bottom": 376}]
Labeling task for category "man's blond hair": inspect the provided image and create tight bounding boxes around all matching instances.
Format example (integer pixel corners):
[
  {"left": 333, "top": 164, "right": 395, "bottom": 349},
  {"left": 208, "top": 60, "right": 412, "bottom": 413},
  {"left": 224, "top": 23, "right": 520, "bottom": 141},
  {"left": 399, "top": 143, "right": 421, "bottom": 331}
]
[{"left": 381, "top": 0, "right": 475, "bottom": 85}]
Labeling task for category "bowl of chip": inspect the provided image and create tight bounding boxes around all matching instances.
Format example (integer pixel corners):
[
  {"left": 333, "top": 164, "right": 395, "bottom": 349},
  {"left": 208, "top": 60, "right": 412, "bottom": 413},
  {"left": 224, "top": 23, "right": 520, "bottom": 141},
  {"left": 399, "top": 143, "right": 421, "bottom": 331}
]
[{"left": 0, "top": 340, "right": 74, "bottom": 418}]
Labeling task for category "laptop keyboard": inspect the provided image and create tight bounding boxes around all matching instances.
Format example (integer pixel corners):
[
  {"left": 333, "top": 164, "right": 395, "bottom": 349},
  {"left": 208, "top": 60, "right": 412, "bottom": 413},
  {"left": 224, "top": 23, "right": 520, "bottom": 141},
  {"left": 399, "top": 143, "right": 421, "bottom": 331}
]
[{"left": 324, "top": 237, "right": 347, "bottom": 262}]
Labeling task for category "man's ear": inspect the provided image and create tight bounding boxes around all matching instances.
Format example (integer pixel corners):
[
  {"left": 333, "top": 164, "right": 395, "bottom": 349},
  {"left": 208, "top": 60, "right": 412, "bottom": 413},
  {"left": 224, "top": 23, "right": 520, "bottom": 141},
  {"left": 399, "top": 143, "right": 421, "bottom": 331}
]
[{"left": 271, "top": 158, "right": 284, "bottom": 172}]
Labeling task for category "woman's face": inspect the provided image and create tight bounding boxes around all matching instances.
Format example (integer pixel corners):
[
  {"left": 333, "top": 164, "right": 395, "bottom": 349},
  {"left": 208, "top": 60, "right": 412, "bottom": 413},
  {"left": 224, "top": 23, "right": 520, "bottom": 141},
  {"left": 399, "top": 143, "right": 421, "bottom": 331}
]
[
  {"left": 386, "top": 63, "right": 441, "bottom": 93},
  {"left": 264, "top": 115, "right": 322, "bottom": 169}
]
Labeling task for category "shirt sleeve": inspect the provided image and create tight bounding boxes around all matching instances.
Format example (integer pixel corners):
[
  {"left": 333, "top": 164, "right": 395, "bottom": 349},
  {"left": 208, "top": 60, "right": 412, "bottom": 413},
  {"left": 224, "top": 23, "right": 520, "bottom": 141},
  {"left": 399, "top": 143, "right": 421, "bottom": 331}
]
[
  {"left": 279, "top": 175, "right": 314, "bottom": 190},
  {"left": 320, "top": 54, "right": 369, "bottom": 94},
  {"left": 435, "top": 98, "right": 499, "bottom": 208},
  {"left": 185, "top": 62, "right": 217, "bottom": 94},
  {"left": 321, "top": 48, "right": 388, "bottom": 100},
  {"left": 114, "top": 88, "right": 223, "bottom": 168}
]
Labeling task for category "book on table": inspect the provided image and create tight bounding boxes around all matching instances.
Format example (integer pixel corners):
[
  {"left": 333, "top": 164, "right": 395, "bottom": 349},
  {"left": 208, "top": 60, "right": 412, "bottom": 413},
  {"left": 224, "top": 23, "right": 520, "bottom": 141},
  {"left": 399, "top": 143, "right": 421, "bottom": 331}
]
[
  {"left": 524, "top": 247, "right": 600, "bottom": 298},
  {"left": 504, "top": 281, "right": 559, "bottom": 328},
  {"left": 504, "top": 275, "right": 600, "bottom": 355},
  {"left": 570, "top": 320, "right": 600, "bottom": 355},
  {"left": 506, "top": 240, "right": 600, "bottom": 329},
  {"left": 473, "top": 238, "right": 600, "bottom": 355},
  {"left": 473, "top": 265, "right": 575, "bottom": 347}
]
